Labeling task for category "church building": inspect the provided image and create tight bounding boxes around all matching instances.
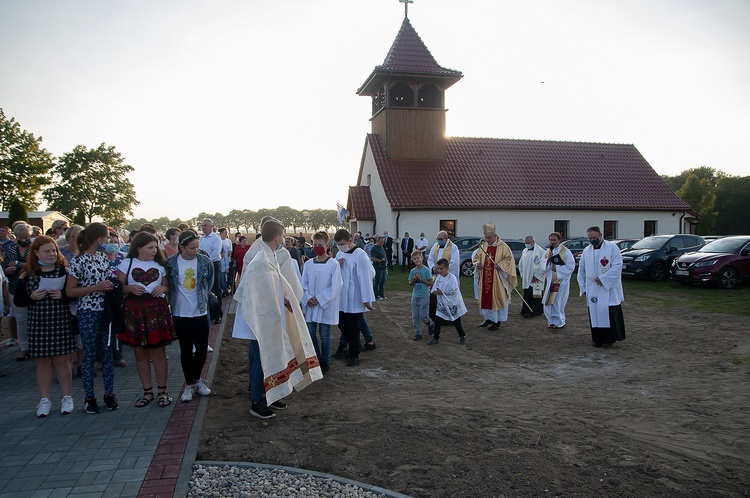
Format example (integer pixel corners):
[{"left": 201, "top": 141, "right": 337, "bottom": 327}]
[{"left": 345, "top": 16, "right": 697, "bottom": 243}]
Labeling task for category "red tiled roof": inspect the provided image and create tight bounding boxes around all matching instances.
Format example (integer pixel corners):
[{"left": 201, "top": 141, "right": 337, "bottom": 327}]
[
  {"left": 377, "top": 18, "right": 462, "bottom": 77},
  {"left": 364, "top": 134, "right": 692, "bottom": 211},
  {"left": 347, "top": 185, "right": 376, "bottom": 221},
  {"left": 358, "top": 18, "right": 462, "bottom": 95}
]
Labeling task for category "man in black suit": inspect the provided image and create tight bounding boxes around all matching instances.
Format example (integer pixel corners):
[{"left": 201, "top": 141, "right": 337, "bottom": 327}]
[
  {"left": 401, "top": 232, "right": 414, "bottom": 271},
  {"left": 383, "top": 231, "right": 394, "bottom": 271}
]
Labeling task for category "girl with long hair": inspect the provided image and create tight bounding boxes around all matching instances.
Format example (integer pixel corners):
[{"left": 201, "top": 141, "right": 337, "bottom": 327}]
[
  {"left": 117, "top": 232, "right": 176, "bottom": 407},
  {"left": 14, "top": 236, "right": 76, "bottom": 417},
  {"left": 165, "top": 230, "right": 214, "bottom": 402},
  {"left": 65, "top": 222, "right": 119, "bottom": 414}
]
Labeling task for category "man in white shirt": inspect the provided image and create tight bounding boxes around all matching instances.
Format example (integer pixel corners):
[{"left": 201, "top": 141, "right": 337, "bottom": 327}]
[
  {"left": 415, "top": 232, "right": 429, "bottom": 262},
  {"left": 199, "top": 218, "right": 223, "bottom": 323},
  {"left": 219, "top": 228, "right": 232, "bottom": 297}
]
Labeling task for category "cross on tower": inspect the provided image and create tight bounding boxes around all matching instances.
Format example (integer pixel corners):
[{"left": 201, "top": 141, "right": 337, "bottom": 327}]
[{"left": 399, "top": 0, "right": 413, "bottom": 18}]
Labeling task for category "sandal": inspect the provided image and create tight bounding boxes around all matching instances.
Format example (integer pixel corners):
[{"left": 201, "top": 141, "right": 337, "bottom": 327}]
[
  {"left": 135, "top": 388, "right": 154, "bottom": 408},
  {"left": 157, "top": 386, "right": 172, "bottom": 407}
]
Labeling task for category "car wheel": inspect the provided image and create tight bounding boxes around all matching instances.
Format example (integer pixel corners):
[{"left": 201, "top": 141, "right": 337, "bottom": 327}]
[
  {"left": 650, "top": 262, "right": 667, "bottom": 281},
  {"left": 460, "top": 260, "right": 475, "bottom": 277},
  {"left": 718, "top": 267, "right": 739, "bottom": 289}
]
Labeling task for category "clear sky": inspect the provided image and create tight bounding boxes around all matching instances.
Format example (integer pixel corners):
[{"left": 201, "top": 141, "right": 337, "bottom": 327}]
[{"left": 2, "top": 0, "right": 748, "bottom": 221}]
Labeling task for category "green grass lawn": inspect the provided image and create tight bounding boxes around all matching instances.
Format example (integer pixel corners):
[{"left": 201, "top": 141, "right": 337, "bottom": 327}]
[{"left": 383, "top": 268, "right": 749, "bottom": 317}]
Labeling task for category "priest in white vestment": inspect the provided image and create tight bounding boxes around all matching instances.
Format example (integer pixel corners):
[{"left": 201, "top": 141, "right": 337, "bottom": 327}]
[
  {"left": 518, "top": 235, "right": 546, "bottom": 318},
  {"left": 577, "top": 226, "right": 626, "bottom": 347},
  {"left": 232, "top": 219, "right": 321, "bottom": 419},
  {"left": 427, "top": 231, "right": 460, "bottom": 281},
  {"left": 541, "top": 232, "right": 576, "bottom": 329}
]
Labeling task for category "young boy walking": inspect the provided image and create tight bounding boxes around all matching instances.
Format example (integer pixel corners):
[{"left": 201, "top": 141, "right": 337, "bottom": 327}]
[
  {"left": 301, "top": 231, "right": 342, "bottom": 374},
  {"left": 333, "top": 229, "right": 376, "bottom": 366},
  {"left": 408, "top": 250, "right": 434, "bottom": 340},
  {"left": 428, "top": 258, "right": 467, "bottom": 345}
]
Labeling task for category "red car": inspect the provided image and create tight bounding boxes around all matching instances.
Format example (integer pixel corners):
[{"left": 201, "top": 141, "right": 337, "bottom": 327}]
[{"left": 670, "top": 236, "right": 750, "bottom": 289}]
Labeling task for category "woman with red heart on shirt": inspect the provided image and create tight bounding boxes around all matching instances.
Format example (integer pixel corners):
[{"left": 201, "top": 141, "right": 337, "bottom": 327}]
[{"left": 118, "top": 232, "right": 177, "bottom": 408}]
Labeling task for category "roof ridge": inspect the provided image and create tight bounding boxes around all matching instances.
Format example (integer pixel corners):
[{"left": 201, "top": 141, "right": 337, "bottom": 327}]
[{"left": 447, "top": 136, "right": 635, "bottom": 146}]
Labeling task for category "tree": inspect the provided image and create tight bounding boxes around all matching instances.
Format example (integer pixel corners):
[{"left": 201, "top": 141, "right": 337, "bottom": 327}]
[
  {"left": 7, "top": 198, "right": 28, "bottom": 225},
  {"left": 0, "top": 108, "right": 54, "bottom": 211},
  {"left": 676, "top": 174, "right": 716, "bottom": 235},
  {"left": 714, "top": 176, "right": 750, "bottom": 235},
  {"left": 43, "top": 143, "right": 139, "bottom": 226}
]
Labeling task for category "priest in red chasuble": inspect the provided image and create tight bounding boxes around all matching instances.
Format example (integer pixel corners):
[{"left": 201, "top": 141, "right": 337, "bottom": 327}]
[{"left": 472, "top": 222, "right": 517, "bottom": 330}]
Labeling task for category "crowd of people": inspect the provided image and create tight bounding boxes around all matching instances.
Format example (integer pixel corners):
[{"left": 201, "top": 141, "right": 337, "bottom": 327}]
[{"left": 0, "top": 216, "right": 626, "bottom": 420}]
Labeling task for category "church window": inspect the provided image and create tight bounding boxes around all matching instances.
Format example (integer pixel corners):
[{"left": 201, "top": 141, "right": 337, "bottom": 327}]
[
  {"left": 372, "top": 87, "right": 386, "bottom": 115},
  {"left": 389, "top": 82, "right": 414, "bottom": 107},
  {"left": 417, "top": 84, "right": 442, "bottom": 108},
  {"left": 644, "top": 220, "right": 657, "bottom": 237},
  {"left": 439, "top": 219, "right": 456, "bottom": 238},
  {"left": 603, "top": 221, "right": 617, "bottom": 239},
  {"left": 554, "top": 220, "right": 569, "bottom": 239}
]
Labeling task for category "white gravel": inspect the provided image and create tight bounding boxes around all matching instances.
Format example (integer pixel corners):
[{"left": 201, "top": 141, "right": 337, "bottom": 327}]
[{"left": 188, "top": 464, "right": 390, "bottom": 498}]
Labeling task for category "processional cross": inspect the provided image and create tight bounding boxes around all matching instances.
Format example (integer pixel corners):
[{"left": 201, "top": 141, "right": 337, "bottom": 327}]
[{"left": 399, "top": 0, "right": 413, "bottom": 18}]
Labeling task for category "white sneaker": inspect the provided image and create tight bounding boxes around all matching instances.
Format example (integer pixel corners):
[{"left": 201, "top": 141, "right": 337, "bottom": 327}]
[
  {"left": 60, "top": 395, "right": 74, "bottom": 415},
  {"left": 180, "top": 385, "right": 195, "bottom": 402},
  {"left": 36, "top": 398, "right": 52, "bottom": 418},
  {"left": 194, "top": 379, "right": 211, "bottom": 396},
  {"left": 207, "top": 345, "right": 213, "bottom": 353},
  {"left": 5, "top": 338, "right": 17, "bottom": 347}
]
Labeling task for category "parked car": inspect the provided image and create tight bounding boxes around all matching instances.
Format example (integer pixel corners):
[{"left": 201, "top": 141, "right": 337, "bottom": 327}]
[
  {"left": 574, "top": 238, "right": 639, "bottom": 266},
  {"left": 451, "top": 236, "right": 483, "bottom": 253},
  {"left": 458, "top": 239, "right": 525, "bottom": 277},
  {"left": 558, "top": 238, "right": 590, "bottom": 267},
  {"left": 621, "top": 234, "right": 705, "bottom": 281},
  {"left": 670, "top": 235, "right": 750, "bottom": 289}
]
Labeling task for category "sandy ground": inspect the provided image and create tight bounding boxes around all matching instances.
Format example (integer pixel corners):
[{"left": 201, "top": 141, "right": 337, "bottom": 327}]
[{"left": 197, "top": 286, "right": 750, "bottom": 498}]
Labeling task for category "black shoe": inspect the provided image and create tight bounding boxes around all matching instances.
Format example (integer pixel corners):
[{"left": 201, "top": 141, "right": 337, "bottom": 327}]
[
  {"left": 346, "top": 357, "right": 360, "bottom": 367},
  {"left": 413, "top": 334, "right": 423, "bottom": 341},
  {"left": 269, "top": 400, "right": 287, "bottom": 410},
  {"left": 488, "top": 322, "right": 500, "bottom": 331},
  {"left": 320, "top": 362, "right": 330, "bottom": 374},
  {"left": 363, "top": 342, "right": 377, "bottom": 351},
  {"left": 332, "top": 347, "right": 348, "bottom": 359},
  {"left": 428, "top": 324, "right": 435, "bottom": 336},
  {"left": 84, "top": 397, "right": 101, "bottom": 414},
  {"left": 593, "top": 342, "right": 602, "bottom": 348},
  {"left": 103, "top": 394, "right": 119, "bottom": 411},
  {"left": 214, "top": 316, "right": 222, "bottom": 324},
  {"left": 250, "top": 401, "right": 276, "bottom": 419},
  {"left": 478, "top": 319, "right": 492, "bottom": 327}
]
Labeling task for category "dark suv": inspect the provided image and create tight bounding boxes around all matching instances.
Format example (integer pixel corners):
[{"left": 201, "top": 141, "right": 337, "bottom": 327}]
[{"left": 621, "top": 234, "right": 705, "bottom": 281}]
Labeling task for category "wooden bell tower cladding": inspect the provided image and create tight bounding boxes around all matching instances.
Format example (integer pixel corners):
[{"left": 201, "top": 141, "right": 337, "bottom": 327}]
[{"left": 357, "top": 18, "right": 462, "bottom": 161}]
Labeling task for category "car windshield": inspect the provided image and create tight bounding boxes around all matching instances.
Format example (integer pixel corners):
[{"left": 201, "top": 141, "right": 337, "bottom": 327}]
[
  {"left": 698, "top": 237, "right": 749, "bottom": 254},
  {"left": 630, "top": 236, "right": 668, "bottom": 250}
]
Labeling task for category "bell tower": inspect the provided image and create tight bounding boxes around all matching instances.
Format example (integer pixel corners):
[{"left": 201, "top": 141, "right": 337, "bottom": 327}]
[{"left": 357, "top": 16, "right": 462, "bottom": 161}]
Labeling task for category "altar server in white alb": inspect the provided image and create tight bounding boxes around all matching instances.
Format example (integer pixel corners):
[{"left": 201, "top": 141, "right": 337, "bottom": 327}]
[
  {"left": 301, "top": 231, "right": 342, "bottom": 374},
  {"left": 518, "top": 235, "right": 546, "bottom": 318},
  {"left": 577, "top": 226, "right": 626, "bottom": 347},
  {"left": 541, "top": 232, "right": 576, "bottom": 329}
]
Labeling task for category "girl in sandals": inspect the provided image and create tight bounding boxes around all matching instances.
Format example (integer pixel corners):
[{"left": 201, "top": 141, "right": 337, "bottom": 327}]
[{"left": 117, "top": 232, "right": 176, "bottom": 408}]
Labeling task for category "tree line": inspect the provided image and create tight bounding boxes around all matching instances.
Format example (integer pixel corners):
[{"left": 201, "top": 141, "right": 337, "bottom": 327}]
[
  {"left": 124, "top": 207, "right": 340, "bottom": 235},
  {"left": 661, "top": 166, "right": 750, "bottom": 235},
  {"left": 1, "top": 108, "right": 138, "bottom": 226}
]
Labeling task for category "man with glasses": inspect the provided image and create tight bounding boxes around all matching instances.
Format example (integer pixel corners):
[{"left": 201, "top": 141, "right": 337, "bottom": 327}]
[{"left": 427, "top": 231, "right": 460, "bottom": 281}]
